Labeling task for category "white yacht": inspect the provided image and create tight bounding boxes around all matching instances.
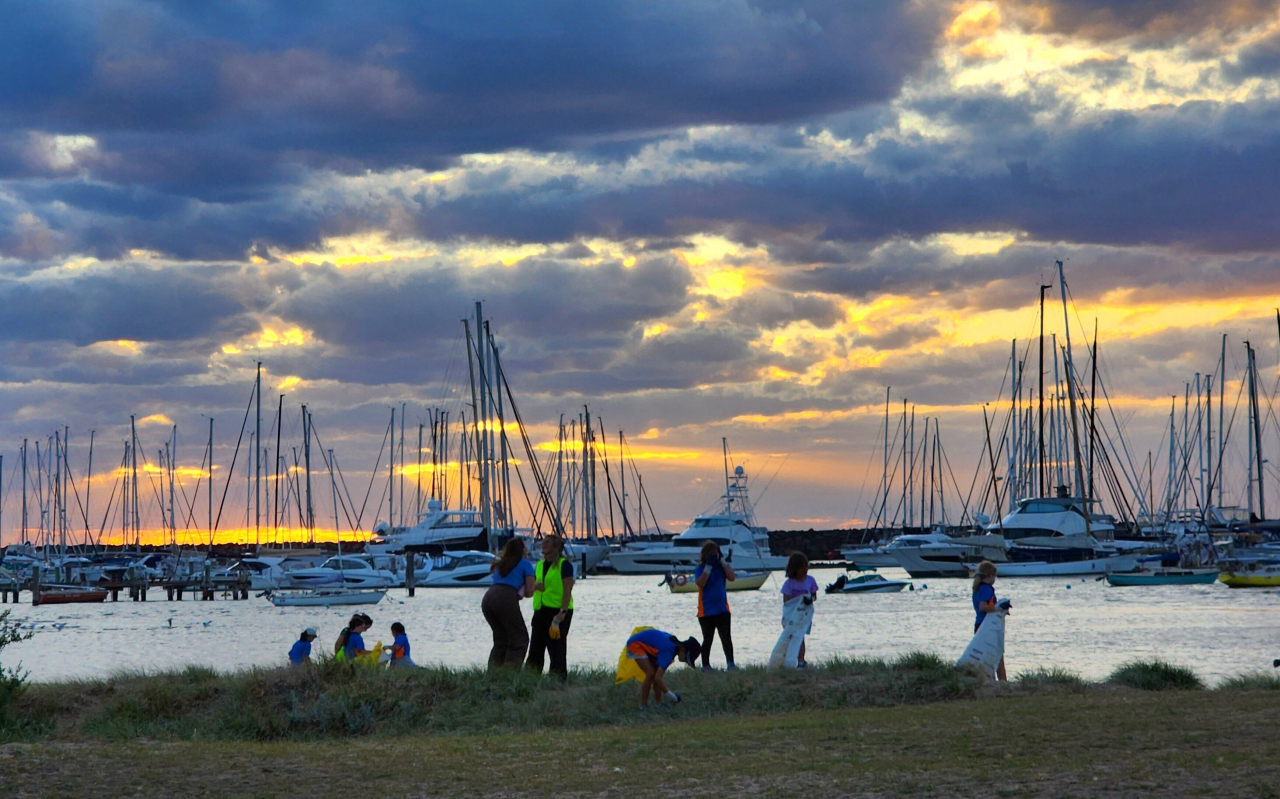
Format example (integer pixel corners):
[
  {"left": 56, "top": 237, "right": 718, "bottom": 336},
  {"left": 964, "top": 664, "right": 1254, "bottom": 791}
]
[
  {"left": 888, "top": 529, "right": 1007, "bottom": 578},
  {"left": 607, "top": 458, "right": 788, "bottom": 575},
  {"left": 980, "top": 495, "right": 1140, "bottom": 576},
  {"left": 286, "top": 555, "right": 403, "bottom": 589},
  {"left": 415, "top": 551, "right": 497, "bottom": 587},
  {"left": 364, "top": 500, "right": 489, "bottom": 555}
]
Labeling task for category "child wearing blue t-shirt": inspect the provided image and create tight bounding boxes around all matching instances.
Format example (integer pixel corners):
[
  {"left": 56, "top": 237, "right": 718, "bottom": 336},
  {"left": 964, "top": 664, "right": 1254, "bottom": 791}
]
[
  {"left": 389, "top": 621, "right": 415, "bottom": 667},
  {"left": 289, "top": 627, "right": 317, "bottom": 665},
  {"left": 971, "top": 560, "right": 1006, "bottom": 681}
]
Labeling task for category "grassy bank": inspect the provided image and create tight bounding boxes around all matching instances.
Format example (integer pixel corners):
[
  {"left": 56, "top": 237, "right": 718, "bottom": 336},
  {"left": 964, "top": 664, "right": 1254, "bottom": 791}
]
[
  {"left": 4, "top": 690, "right": 1280, "bottom": 798},
  {"left": 5, "top": 653, "right": 1278, "bottom": 745}
]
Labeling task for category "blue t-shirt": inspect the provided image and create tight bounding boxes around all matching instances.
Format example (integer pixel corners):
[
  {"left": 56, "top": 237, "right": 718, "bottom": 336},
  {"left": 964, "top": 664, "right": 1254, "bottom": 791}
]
[
  {"left": 491, "top": 558, "right": 535, "bottom": 589},
  {"left": 392, "top": 633, "right": 411, "bottom": 660},
  {"left": 345, "top": 631, "right": 366, "bottom": 660},
  {"left": 973, "top": 583, "right": 996, "bottom": 629},
  {"left": 288, "top": 639, "right": 311, "bottom": 665},
  {"left": 627, "top": 628, "right": 680, "bottom": 669},
  {"left": 695, "top": 562, "right": 729, "bottom": 617}
]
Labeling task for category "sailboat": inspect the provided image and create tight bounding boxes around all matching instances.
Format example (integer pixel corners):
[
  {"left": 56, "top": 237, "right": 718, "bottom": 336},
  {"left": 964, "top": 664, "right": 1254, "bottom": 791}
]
[{"left": 267, "top": 446, "right": 385, "bottom": 607}]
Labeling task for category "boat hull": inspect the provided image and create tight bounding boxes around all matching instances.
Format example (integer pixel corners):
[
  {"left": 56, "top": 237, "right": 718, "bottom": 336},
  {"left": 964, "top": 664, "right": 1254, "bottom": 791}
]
[
  {"left": 994, "top": 554, "right": 1140, "bottom": 577},
  {"left": 1218, "top": 573, "right": 1280, "bottom": 588},
  {"left": 665, "top": 571, "right": 770, "bottom": 593},
  {"left": 1107, "top": 570, "right": 1219, "bottom": 586},
  {"left": 841, "top": 550, "right": 900, "bottom": 569},
  {"left": 34, "top": 588, "right": 108, "bottom": 605},
  {"left": 269, "top": 589, "right": 386, "bottom": 606}
]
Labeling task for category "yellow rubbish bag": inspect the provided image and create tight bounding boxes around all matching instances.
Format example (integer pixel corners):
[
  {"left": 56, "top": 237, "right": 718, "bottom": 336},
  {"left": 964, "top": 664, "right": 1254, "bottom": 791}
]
[
  {"left": 354, "top": 640, "right": 384, "bottom": 668},
  {"left": 615, "top": 626, "right": 654, "bottom": 685}
]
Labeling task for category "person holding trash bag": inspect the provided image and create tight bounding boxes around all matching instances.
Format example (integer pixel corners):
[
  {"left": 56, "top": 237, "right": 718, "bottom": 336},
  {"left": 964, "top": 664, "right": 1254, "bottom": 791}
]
[
  {"left": 526, "top": 534, "right": 575, "bottom": 678},
  {"left": 963, "top": 560, "right": 1007, "bottom": 681},
  {"left": 623, "top": 628, "right": 701, "bottom": 709},
  {"left": 482, "top": 538, "right": 537, "bottom": 668},
  {"left": 770, "top": 552, "right": 817, "bottom": 669}
]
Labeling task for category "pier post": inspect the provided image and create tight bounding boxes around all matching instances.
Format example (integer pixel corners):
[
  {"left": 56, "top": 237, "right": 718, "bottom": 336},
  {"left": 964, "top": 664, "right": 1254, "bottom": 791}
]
[
  {"left": 31, "top": 566, "right": 41, "bottom": 606},
  {"left": 406, "top": 556, "right": 416, "bottom": 598}
]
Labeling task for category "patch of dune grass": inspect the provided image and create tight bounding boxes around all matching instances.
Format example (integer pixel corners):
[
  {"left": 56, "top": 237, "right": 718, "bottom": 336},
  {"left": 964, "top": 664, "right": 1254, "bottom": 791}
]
[
  {"left": 1017, "top": 667, "right": 1086, "bottom": 692},
  {"left": 5, "top": 651, "right": 984, "bottom": 743},
  {"left": 1108, "top": 660, "right": 1204, "bottom": 691},
  {"left": 1217, "top": 672, "right": 1280, "bottom": 690}
]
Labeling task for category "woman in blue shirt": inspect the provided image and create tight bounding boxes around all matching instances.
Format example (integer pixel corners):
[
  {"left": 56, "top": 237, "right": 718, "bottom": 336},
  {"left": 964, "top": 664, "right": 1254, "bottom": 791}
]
[
  {"left": 971, "top": 560, "right": 1006, "bottom": 681},
  {"left": 694, "top": 541, "right": 736, "bottom": 671},
  {"left": 481, "top": 539, "right": 536, "bottom": 668}
]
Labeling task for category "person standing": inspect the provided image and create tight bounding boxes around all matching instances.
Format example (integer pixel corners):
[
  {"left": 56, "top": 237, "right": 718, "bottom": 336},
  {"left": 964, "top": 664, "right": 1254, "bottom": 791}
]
[
  {"left": 694, "top": 541, "right": 736, "bottom": 672},
  {"left": 972, "top": 560, "right": 1007, "bottom": 681},
  {"left": 482, "top": 538, "right": 536, "bottom": 668},
  {"left": 526, "top": 535, "right": 575, "bottom": 678},
  {"left": 777, "top": 552, "right": 818, "bottom": 668}
]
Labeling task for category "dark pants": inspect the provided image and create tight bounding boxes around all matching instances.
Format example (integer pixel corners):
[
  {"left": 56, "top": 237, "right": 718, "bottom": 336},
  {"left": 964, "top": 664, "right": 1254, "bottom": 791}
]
[
  {"left": 526, "top": 607, "right": 573, "bottom": 677},
  {"left": 481, "top": 584, "right": 528, "bottom": 668},
  {"left": 698, "top": 611, "right": 734, "bottom": 668}
]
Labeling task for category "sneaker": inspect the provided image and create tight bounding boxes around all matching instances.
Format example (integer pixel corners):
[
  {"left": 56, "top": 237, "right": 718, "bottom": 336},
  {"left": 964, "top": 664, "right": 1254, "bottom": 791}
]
[
  {"left": 701, "top": 666, "right": 714, "bottom": 674},
  {"left": 796, "top": 661, "right": 809, "bottom": 669},
  {"left": 726, "top": 662, "right": 739, "bottom": 670}
]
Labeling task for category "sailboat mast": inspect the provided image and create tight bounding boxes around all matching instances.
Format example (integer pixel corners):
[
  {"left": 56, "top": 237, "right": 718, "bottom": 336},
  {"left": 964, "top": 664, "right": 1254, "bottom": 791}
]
[
  {"left": 1247, "top": 342, "right": 1265, "bottom": 520},
  {"left": 1038, "top": 283, "right": 1051, "bottom": 497},
  {"left": 255, "top": 362, "right": 261, "bottom": 548},
  {"left": 1056, "top": 261, "right": 1086, "bottom": 498}
]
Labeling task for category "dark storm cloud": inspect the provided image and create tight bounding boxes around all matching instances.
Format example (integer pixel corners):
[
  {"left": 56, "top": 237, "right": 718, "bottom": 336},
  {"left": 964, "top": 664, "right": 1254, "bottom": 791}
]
[
  {"left": 0, "top": 264, "right": 253, "bottom": 346},
  {"left": 720, "top": 287, "right": 844, "bottom": 329},
  {"left": 0, "top": 0, "right": 942, "bottom": 191},
  {"left": 998, "top": 0, "right": 1280, "bottom": 42}
]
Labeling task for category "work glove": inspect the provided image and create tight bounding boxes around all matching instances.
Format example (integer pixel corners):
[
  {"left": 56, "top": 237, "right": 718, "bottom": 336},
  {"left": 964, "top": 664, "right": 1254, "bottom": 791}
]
[{"left": 549, "top": 618, "right": 562, "bottom": 640}]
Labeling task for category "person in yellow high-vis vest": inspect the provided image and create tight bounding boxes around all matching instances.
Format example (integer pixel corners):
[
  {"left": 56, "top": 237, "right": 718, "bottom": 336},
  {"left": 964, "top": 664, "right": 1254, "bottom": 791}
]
[{"left": 525, "top": 534, "right": 575, "bottom": 677}]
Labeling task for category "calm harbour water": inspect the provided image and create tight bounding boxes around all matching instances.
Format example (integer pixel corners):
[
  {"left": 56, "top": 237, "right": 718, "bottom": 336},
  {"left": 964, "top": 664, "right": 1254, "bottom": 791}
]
[{"left": 7, "top": 568, "right": 1280, "bottom": 685}]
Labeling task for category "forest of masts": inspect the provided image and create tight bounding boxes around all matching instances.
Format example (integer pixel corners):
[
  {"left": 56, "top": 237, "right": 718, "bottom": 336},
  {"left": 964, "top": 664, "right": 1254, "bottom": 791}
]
[
  {"left": 0, "top": 304, "right": 663, "bottom": 551},
  {"left": 865, "top": 263, "right": 1280, "bottom": 535}
]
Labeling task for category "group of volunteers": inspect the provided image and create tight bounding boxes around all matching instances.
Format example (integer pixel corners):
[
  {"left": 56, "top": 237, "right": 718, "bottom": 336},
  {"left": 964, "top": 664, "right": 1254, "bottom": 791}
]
[
  {"left": 287, "top": 613, "right": 415, "bottom": 668},
  {"left": 286, "top": 531, "right": 1012, "bottom": 706}
]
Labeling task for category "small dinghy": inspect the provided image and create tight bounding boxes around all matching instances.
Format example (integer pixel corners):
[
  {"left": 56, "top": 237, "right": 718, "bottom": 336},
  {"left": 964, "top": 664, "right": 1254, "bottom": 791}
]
[
  {"left": 825, "top": 573, "right": 910, "bottom": 594},
  {"left": 267, "top": 587, "right": 386, "bottom": 607},
  {"left": 663, "top": 571, "right": 770, "bottom": 593},
  {"left": 1106, "top": 568, "right": 1219, "bottom": 586}
]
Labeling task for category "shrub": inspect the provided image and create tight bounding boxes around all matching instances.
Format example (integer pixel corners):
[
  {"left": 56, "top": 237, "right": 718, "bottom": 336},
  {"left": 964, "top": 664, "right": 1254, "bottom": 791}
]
[
  {"left": 0, "top": 609, "right": 33, "bottom": 725},
  {"left": 1017, "top": 667, "right": 1086, "bottom": 691},
  {"left": 1108, "top": 660, "right": 1204, "bottom": 691}
]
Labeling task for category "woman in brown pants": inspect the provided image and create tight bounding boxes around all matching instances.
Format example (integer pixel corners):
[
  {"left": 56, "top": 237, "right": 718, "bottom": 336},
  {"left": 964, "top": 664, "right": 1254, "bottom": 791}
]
[{"left": 481, "top": 539, "right": 536, "bottom": 668}]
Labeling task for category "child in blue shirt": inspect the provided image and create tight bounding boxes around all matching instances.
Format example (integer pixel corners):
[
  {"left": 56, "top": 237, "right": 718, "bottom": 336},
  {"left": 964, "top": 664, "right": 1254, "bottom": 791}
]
[
  {"left": 389, "top": 621, "right": 415, "bottom": 668},
  {"left": 625, "top": 628, "right": 702, "bottom": 709},
  {"left": 289, "top": 627, "right": 317, "bottom": 665},
  {"left": 971, "top": 560, "right": 1006, "bottom": 681}
]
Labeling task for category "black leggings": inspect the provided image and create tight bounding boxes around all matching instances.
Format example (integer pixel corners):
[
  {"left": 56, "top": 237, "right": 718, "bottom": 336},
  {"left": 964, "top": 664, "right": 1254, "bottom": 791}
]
[
  {"left": 526, "top": 607, "right": 573, "bottom": 677},
  {"left": 698, "top": 612, "right": 733, "bottom": 668}
]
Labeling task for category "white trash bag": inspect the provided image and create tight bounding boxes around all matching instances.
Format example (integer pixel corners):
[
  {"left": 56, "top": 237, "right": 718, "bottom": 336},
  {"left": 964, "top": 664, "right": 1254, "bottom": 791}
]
[
  {"left": 769, "top": 594, "right": 815, "bottom": 668},
  {"left": 957, "top": 598, "right": 1011, "bottom": 678}
]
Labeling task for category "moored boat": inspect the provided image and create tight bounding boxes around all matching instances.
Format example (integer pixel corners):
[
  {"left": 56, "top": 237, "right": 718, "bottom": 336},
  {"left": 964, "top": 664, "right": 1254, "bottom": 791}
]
[
  {"left": 825, "top": 573, "right": 910, "bottom": 594},
  {"left": 1106, "top": 568, "right": 1220, "bottom": 586},
  {"left": 33, "top": 586, "right": 109, "bottom": 605},
  {"left": 1218, "top": 561, "right": 1280, "bottom": 588},
  {"left": 267, "top": 587, "right": 386, "bottom": 606},
  {"left": 663, "top": 570, "right": 770, "bottom": 593}
]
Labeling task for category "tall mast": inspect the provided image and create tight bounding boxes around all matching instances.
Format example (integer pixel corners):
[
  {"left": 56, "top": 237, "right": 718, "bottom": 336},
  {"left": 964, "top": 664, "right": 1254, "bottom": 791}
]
[
  {"left": 1038, "top": 282, "right": 1051, "bottom": 497},
  {"left": 130, "top": 415, "right": 140, "bottom": 546},
  {"left": 387, "top": 407, "right": 396, "bottom": 529},
  {"left": 208, "top": 417, "right": 214, "bottom": 546},
  {"left": 302, "top": 405, "right": 313, "bottom": 536},
  {"left": 1088, "top": 324, "right": 1098, "bottom": 504},
  {"left": 1217, "top": 333, "right": 1226, "bottom": 507},
  {"left": 85, "top": 430, "right": 94, "bottom": 545},
  {"left": 416, "top": 421, "right": 423, "bottom": 520},
  {"left": 463, "top": 317, "right": 485, "bottom": 528},
  {"left": 881, "top": 387, "right": 890, "bottom": 529},
  {"left": 1056, "top": 261, "right": 1086, "bottom": 498},
  {"left": 21, "top": 440, "right": 27, "bottom": 543},
  {"left": 1205, "top": 373, "right": 1213, "bottom": 512},
  {"left": 1247, "top": 342, "right": 1265, "bottom": 520},
  {"left": 252, "top": 362, "right": 261, "bottom": 548}
]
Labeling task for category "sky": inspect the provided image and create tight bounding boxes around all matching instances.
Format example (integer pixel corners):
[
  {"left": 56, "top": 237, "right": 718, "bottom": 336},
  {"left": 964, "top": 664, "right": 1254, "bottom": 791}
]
[{"left": 2, "top": 0, "right": 1280, "bottom": 546}]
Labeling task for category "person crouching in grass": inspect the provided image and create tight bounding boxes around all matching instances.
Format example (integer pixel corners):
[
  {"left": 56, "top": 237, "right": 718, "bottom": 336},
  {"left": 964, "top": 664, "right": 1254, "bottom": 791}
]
[{"left": 624, "top": 628, "right": 701, "bottom": 710}]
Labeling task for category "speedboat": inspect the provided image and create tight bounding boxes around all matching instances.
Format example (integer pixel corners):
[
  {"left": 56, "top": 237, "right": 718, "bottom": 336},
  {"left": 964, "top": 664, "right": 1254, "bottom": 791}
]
[
  {"left": 364, "top": 500, "right": 489, "bottom": 554},
  {"left": 286, "top": 555, "right": 401, "bottom": 589},
  {"left": 415, "top": 551, "right": 496, "bottom": 587},
  {"left": 825, "top": 573, "right": 910, "bottom": 594},
  {"left": 34, "top": 585, "right": 109, "bottom": 605},
  {"left": 607, "top": 462, "right": 788, "bottom": 574},
  {"left": 663, "top": 570, "right": 771, "bottom": 593},
  {"left": 1218, "top": 561, "right": 1280, "bottom": 588}
]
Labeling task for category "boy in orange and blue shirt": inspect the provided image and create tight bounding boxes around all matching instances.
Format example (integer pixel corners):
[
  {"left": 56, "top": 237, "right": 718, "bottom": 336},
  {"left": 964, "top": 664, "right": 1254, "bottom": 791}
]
[{"left": 624, "top": 628, "right": 701, "bottom": 709}]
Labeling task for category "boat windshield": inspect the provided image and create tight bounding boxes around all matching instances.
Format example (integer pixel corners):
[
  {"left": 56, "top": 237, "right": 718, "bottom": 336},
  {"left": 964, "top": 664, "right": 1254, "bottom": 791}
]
[{"left": 673, "top": 537, "right": 733, "bottom": 547}]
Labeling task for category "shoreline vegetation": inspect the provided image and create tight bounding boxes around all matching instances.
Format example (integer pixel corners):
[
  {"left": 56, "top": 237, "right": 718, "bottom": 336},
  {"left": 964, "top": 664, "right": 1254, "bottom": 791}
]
[{"left": 3, "top": 653, "right": 1278, "bottom": 743}]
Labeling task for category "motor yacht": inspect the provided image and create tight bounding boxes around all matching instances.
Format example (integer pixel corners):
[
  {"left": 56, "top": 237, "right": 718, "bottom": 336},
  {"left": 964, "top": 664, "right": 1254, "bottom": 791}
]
[
  {"left": 415, "top": 551, "right": 497, "bottom": 587},
  {"left": 606, "top": 460, "right": 788, "bottom": 575},
  {"left": 887, "top": 529, "right": 1007, "bottom": 578},
  {"left": 364, "top": 500, "right": 489, "bottom": 555},
  {"left": 977, "top": 494, "right": 1139, "bottom": 576}
]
